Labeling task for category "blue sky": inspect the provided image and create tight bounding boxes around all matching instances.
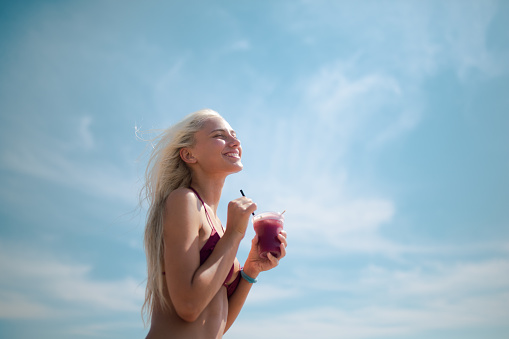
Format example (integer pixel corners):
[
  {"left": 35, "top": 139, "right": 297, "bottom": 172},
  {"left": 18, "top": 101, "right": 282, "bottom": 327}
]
[{"left": 0, "top": 1, "right": 508, "bottom": 338}]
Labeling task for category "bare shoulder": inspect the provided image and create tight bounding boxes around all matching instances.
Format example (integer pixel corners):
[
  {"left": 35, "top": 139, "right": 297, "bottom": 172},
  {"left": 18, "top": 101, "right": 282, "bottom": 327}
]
[
  {"left": 163, "top": 188, "right": 201, "bottom": 231},
  {"left": 165, "top": 187, "right": 197, "bottom": 208}
]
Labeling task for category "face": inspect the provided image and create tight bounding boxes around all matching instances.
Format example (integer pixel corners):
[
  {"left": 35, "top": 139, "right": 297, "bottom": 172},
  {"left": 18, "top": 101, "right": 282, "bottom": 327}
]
[{"left": 183, "top": 116, "right": 243, "bottom": 175}]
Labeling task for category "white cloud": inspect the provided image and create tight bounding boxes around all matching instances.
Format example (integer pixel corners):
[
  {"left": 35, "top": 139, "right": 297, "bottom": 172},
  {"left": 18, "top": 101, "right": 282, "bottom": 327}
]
[
  {"left": 226, "top": 258, "right": 509, "bottom": 339},
  {"left": 0, "top": 242, "right": 145, "bottom": 320},
  {"left": 247, "top": 284, "right": 300, "bottom": 305},
  {"left": 0, "top": 131, "right": 139, "bottom": 205},
  {"left": 282, "top": 0, "right": 507, "bottom": 80},
  {"left": 228, "top": 307, "right": 412, "bottom": 339},
  {"left": 248, "top": 171, "right": 401, "bottom": 257},
  {"left": 0, "top": 291, "right": 54, "bottom": 319},
  {"left": 436, "top": 0, "right": 508, "bottom": 80},
  {"left": 1, "top": 3, "right": 506, "bottom": 339},
  {"left": 283, "top": 194, "right": 394, "bottom": 236},
  {"left": 362, "top": 259, "right": 509, "bottom": 302},
  {"left": 367, "top": 108, "right": 421, "bottom": 150},
  {"left": 300, "top": 60, "right": 420, "bottom": 158},
  {"left": 64, "top": 320, "right": 146, "bottom": 338},
  {"left": 305, "top": 64, "right": 401, "bottom": 120}
]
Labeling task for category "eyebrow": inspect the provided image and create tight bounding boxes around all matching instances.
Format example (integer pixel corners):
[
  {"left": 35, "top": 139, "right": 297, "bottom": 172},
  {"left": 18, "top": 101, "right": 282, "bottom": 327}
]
[{"left": 209, "top": 128, "right": 237, "bottom": 136}]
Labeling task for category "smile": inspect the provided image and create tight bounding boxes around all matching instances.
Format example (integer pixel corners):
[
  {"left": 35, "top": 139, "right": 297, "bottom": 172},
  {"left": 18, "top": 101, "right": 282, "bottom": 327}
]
[{"left": 224, "top": 152, "right": 240, "bottom": 159}]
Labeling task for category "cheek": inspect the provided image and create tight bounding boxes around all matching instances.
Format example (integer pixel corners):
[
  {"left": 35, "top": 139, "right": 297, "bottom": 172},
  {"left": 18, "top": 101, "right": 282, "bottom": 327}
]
[{"left": 204, "top": 139, "right": 225, "bottom": 151}]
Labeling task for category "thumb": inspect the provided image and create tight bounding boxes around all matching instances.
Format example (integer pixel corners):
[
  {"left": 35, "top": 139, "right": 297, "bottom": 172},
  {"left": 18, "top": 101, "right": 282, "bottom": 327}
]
[{"left": 252, "top": 234, "right": 259, "bottom": 245}]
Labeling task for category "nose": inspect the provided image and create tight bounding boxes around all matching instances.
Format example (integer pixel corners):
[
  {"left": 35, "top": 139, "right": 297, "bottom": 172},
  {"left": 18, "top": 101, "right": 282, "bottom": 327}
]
[{"left": 229, "top": 135, "right": 240, "bottom": 147}]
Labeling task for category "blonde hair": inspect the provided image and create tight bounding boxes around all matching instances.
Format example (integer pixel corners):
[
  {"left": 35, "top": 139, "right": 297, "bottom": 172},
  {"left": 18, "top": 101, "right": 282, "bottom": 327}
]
[{"left": 140, "top": 109, "right": 222, "bottom": 324}]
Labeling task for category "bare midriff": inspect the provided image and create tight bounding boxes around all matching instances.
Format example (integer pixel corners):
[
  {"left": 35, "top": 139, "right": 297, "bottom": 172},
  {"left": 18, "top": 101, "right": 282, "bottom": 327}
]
[{"left": 146, "top": 287, "right": 228, "bottom": 339}]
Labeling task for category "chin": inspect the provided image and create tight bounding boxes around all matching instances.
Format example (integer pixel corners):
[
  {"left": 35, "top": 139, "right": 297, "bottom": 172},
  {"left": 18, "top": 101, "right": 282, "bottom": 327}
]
[{"left": 230, "top": 162, "right": 243, "bottom": 173}]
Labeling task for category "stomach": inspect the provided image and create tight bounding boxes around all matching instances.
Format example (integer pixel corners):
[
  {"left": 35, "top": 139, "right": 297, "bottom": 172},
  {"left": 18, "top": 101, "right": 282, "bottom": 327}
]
[{"left": 146, "top": 287, "right": 228, "bottom": 339}]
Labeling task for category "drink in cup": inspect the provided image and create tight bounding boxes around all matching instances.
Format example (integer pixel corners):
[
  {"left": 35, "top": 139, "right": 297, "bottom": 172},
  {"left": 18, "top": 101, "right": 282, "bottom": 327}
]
[{"left": 253, "top": 212, "right": 285, "bottom": 259}]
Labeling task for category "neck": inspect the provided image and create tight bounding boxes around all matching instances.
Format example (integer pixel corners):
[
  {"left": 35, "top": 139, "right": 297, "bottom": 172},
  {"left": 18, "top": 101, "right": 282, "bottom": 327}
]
[{"left": 189, "top": 174, "right": 226, "bottom": 215}]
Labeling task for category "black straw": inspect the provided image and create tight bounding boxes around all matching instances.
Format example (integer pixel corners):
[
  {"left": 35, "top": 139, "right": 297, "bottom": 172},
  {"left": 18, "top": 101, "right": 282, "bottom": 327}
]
[{"left": 240, "top": 190, "right": 255, "bottom": 216}]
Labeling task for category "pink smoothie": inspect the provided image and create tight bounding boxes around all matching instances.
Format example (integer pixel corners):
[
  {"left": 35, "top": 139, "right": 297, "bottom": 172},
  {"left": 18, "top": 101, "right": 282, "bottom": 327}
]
[{"left": 253, "top": 213, "right": 284, "bottom": 259}]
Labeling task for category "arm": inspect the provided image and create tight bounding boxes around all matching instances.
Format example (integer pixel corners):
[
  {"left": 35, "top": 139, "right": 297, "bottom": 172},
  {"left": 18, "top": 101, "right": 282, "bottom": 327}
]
[
  {"left": 224, "top": 231, "right": 288, "bottom": 332},
  {"left": 163, "top": 189, "right": 256, "bottom": 322},
  {"left": 162, "top": 189, "right": 244, "bottom": 322}
]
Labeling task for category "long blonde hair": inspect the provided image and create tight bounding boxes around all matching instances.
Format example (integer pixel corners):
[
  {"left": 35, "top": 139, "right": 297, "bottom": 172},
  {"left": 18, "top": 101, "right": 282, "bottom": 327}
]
[{"left": 140, "top": 109, "right": 221, "bottom": 324}]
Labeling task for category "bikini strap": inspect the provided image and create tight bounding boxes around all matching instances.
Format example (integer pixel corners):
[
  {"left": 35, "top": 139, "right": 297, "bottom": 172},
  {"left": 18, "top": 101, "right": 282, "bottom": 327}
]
[{"left": 189, "top": 187, "right": 215, "bottom": 231}]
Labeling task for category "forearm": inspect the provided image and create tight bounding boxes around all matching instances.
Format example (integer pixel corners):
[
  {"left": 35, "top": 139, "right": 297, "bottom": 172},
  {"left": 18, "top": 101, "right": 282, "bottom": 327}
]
[
  {"left": 195, "top": 231, "right": 243, "bottom": 292},
  {"left": 224, "top": 266, "right": 259, "bottom": 332},
  {"left": 172, "top": 231, "right": 244, "bottom": 319},
  {"left": 195, "top": 254, "right": 236, "bottom": 292},
  {"left": 225, "top": 230, "right": 288, "bottom": 331}
]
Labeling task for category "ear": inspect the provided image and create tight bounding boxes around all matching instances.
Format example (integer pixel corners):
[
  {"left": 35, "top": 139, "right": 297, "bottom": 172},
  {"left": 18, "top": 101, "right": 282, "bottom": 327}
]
[{"left": 180, "top": 148, "right": 197, "bottom": 164}]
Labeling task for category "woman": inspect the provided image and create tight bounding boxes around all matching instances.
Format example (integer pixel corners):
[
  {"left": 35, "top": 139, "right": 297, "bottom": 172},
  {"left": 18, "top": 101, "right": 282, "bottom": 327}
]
[{"left": 141, "top": 109, "right": 287, "bottom": 338}]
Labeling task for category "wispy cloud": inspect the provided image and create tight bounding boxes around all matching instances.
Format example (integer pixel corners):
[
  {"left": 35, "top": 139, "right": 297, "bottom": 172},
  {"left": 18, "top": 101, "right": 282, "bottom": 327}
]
[
  {"left": 63, "top": 320, "right": 146, "bottom": 338},
  {"left": 0, "top": 242, "right": 144, "bottom": 320},
  {"left": 277, "top": 193, "right": 396, "bottom": 254},
  {"left": 227, "top": 258, "right": 509, "bottom": 339},
  {"left": 279, "top": 0, "right": 507, "bottom": 80},
  {"left": 0, "top": 291, "right": 54, "bottom": 319},
  {"left": 302, "top": 60, "right": 420, "bottom": 153},
  {"left": 246, "top": 284, "right": 301, "bottom": 305},
  {"left": 435, "top": 0, "right": 508, "bottom": 80},
  {"left": 1, "top": 2, "right": 507, "bottom": 339},
  {"left": 0, "top": 118, "right": 139, "bottom": 205}
]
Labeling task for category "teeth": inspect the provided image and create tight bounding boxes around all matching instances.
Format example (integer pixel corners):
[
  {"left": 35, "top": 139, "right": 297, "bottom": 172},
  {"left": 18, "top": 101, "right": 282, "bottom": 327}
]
[{"left": 225, "top": 153, "right": 239, "bottom": 158}]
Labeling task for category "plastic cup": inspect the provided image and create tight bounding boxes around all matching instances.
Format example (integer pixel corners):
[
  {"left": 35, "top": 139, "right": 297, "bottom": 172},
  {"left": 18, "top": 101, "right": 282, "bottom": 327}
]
[{"left": 253, "top": 212, "right": 285, "bottom": 259}]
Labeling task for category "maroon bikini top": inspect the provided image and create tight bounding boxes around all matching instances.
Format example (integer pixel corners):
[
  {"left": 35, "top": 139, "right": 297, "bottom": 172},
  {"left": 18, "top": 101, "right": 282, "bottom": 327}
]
[{"left": 189, "top": 187, "right": 240, "bottom": 298}]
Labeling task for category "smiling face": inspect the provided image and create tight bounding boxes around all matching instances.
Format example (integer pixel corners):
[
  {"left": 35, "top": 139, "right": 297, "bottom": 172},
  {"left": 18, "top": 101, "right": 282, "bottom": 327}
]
[{"left": 181, "top": 116, "right": 243, "bottom": 176}]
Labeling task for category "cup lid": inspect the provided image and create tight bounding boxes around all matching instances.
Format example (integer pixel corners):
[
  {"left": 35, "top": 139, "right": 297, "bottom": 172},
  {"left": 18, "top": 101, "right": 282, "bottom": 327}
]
[{"left": 253, "top": 211, "right": 285, "bottom": 221}]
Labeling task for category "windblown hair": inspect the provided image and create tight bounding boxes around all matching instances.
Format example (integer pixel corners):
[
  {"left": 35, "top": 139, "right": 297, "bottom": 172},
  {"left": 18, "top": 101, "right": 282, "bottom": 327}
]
[{"left": 140, "top": 109, "right": 221, "bottom": 324}]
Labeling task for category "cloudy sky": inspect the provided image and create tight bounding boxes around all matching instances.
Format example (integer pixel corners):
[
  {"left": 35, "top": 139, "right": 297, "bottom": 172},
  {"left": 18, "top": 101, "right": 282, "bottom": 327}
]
[{"left": 1, "top": 1, "right": 508, "bottom": 338}]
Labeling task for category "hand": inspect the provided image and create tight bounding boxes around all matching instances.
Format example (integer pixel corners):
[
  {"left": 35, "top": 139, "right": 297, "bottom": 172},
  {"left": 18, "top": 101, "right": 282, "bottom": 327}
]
[
  {"left": 243, "top": 230, "right": 288, "bottom": 278},
  {"left": 225, "top": 197, "right": 257, "bottom": 236}
]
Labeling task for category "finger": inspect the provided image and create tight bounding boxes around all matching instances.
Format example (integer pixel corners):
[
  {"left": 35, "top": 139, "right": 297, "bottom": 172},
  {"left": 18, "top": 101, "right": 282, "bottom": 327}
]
[
  {"left": 251, "top": 234, "right": 259, "bottom": 245},
  {"left": 246, "top": 202, "right": 257, "bottom": 214},
  {"left": 277, "top": 233, "right": 287, "bottom": 248},
  {"left": 239, "top": 196, "right": 252, "bottom": 205},
  {"left": 267, "top": 252, "right": 279, "bottom": 266},
  {"left": 279, "top": 242, "right": 287, "bottom": 258}
]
